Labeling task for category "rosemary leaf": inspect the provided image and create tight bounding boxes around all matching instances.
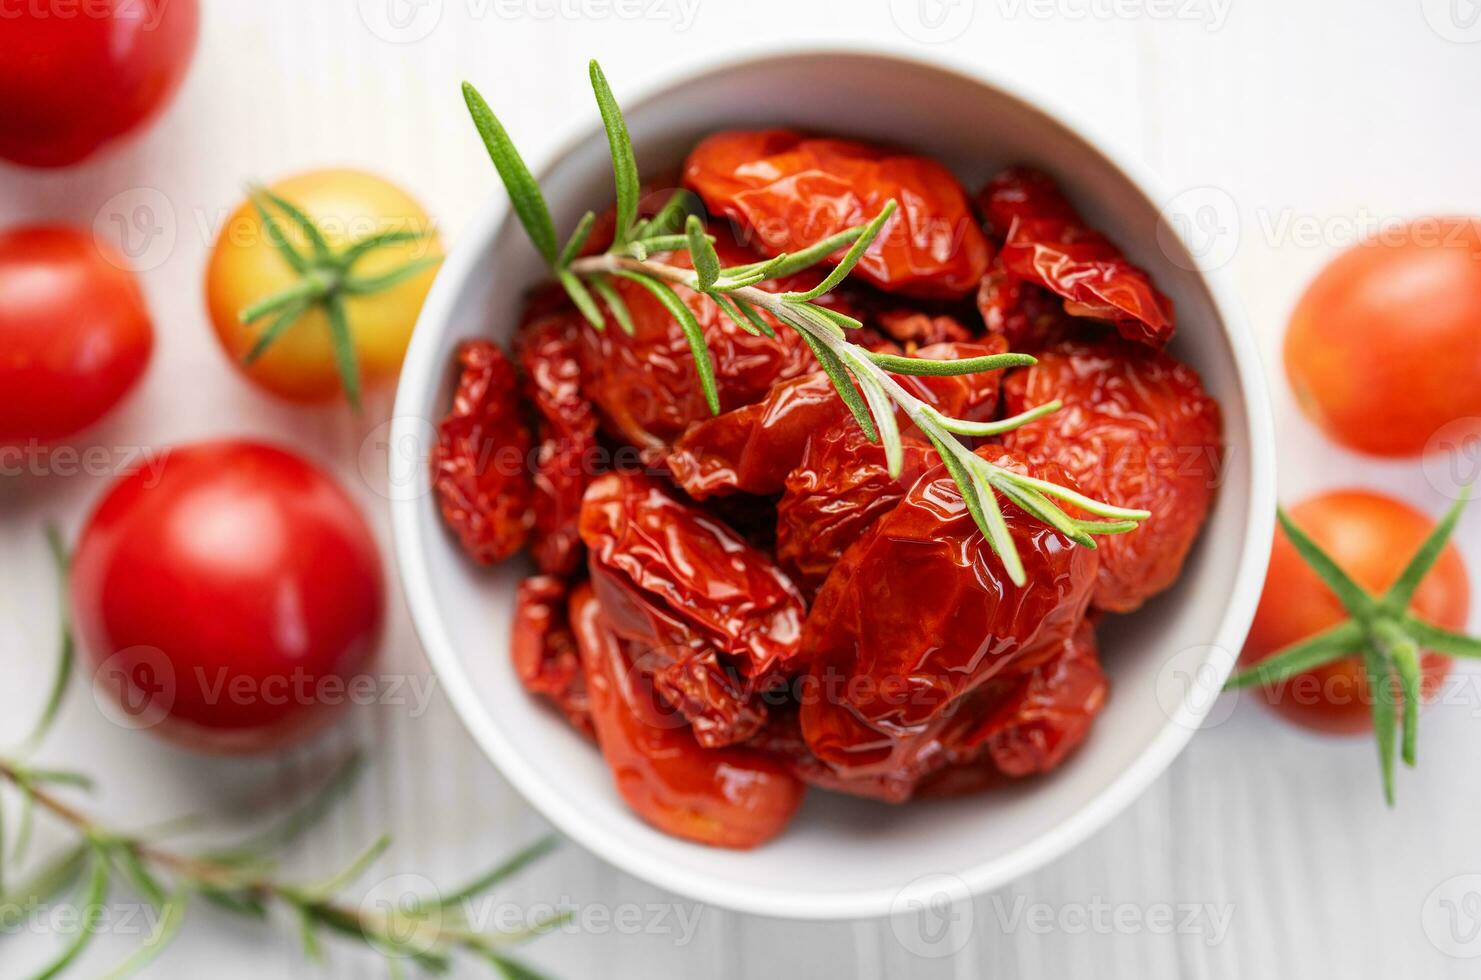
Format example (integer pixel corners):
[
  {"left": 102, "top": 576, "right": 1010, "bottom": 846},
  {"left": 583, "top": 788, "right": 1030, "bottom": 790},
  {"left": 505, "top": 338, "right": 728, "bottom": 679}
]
[
  {"left": 711, "top": 293, "right": 761, "bottom": 337},
  {"left": 791, "top": 325, "right": 876, "bottom": 443},
  {"left": 587, "top": 275, "right": 635, "bottom": 336},
  {"left": 589, "top": 60, "right": 639, "bottom": 246},
  {"left": 559, "top": 270, "right": 606, "bottom": 331},
  {"left": 18, "top": 527, "right": 75, "bottom": 755},
  {"left": 638, "top": 188, "right": 691, "bottom": 238},
  {"left": 731, "top": 297, "right": 776, "bottom": 338},
  {"left": 686, "top": 215, "right": 721, "bottom": 289},
  {"left": 419, "top": 835, "right": 559, "bottom": 912},
  {"left": 780, "top": 200, "right": 898, "bottom": 303},
  {"left": 611, "top": 271, "right": 719, "bottom": 414},
  {"left": 558, "top": 210, "right": 597, "bottom": 268},
  {"left": 867, "top": 350, "right": 1037, "bottom": 376},
  {"left": 97, "top": 889, "right": 186, "bottom": 980},
  {"left": 462, "top": 82, "right": 560, "bottom": 267},
  {"left": 33, "top": 848, "right": 110, "bottom": 980}
]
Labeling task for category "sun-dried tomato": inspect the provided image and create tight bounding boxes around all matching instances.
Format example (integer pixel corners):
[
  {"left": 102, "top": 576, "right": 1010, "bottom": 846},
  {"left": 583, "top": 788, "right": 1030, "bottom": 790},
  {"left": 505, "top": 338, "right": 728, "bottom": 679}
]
[
  {"left": 979, "top": 167, "right": 1174, "bottom": 347},
  {"left": 797, "top": 446, "right": 1098, "bottom": 786},
  {"left": 578, "top": 471, "right": 807, "bottom": 681},
  {"left": 1001, "top": 338, "right": 1223, "bottom": 613},
  {"left": 873, "top": 308, "right": 974, "bottom": 347},
  {"left": 666, "top": 338, "right": 1007, "bottom": 502},
  {"left": 685, "top": 130, "right": 991, "bottom": 299},
  {"left": 976, "top": 255, "right": 1091, "bottom": 352},
  {"left": 511, "top": 575, "right": 593, "bottom": 737},
  {"left": 431, "top": 339, "right": 534, "bottom": 563},
  {"left": 570, "top": 583, "right": 804, "bottom": 848},
  {"left": 575, "top": 227, "right": 844, "bottom": 453},
  {"left": 516, "top": 305, "right": 600, "bottom": 576}
]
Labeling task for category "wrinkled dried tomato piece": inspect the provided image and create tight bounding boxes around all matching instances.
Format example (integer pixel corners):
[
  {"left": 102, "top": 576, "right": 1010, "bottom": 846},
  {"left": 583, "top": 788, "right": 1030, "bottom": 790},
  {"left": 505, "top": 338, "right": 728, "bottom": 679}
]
[
  {"left": 975, "top": 618, "right": 1107, "bottom": 777},
  {"left": 579, "top": 471, "right": 807, "bottom": 680},
  {"left": 1001, "top": 338, "right": 1223, "bottom": 613},
  {"left": 516, "top": 305, "right": 600, "bottom": 576},
  {"left": 748, "top": 707, "right": 916, "bottom": 803},
  {"left": 798, "top": 446, "right": 1098, "bottom": 786},
  {"left": 431, "top": 339, "right": 534, "bottom": 563},
  {"left": 575, "top": 228, "right": 841, "bottom": 454},
  {"left": 570, "top": 583, "right": 804, "bottom": 849},
  {"left": 873, "top": 308, "right": 974, "bottom": 347},
  {"left": 666, "top": 338, "right": 1008, "bottom": 501},
  {"left": 976, "top": 255, "right": 1091, "bottom": 352},
  {"left": 685, "top": 130, "right": 991, "bottom": 299},
  {"left": 511, "top": 575, "right": 593, "bottom": 737},
  {"left": 980, "top": 167, "right": 1174, "bottom": 347},
  {"left": 651, "top": 646, "right": 768, "bottom": 748}
]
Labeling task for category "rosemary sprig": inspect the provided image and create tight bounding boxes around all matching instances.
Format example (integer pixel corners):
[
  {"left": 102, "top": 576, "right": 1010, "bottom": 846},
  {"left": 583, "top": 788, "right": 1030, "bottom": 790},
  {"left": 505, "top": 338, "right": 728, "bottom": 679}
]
[
  {"left": 237, "top": 187, "right": 444, "bottom": 410},
  {"left": 1, "top": 537, "right": 563, "bottom": 979},
  {"left": 460, "top": 61, "right": 1151, "bottom": 584}
]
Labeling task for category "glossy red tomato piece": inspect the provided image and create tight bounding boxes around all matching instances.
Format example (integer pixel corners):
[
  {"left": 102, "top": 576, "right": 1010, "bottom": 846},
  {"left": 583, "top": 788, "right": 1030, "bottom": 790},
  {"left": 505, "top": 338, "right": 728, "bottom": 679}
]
[
  {"left": 976, "top": 255, "right": 1089, "bottom": 352},
  {"left": 579, "top": 472, "right": 807, "bottom": 682},
  {"left": 0, "top": 226, "right": 153, "bottom": 444},
  {"left": 798, "top": 446, "right": 1098, "bottom": 785},
  {"left": 666, "top": 338, "right": 1007, "bottom": 502},
  {"left": 431, "top": 339, "right": 535, "bottom": 564},
  {"left": 685, "top": 130, "right": 991, "bottom": 299},
  {"left": 1001, "top": 338, "right": 1223, "bottom": 613},
  {"left": 773, "top": 339, "right": 1009, "bottom": 592},
  {"left": 512, "top": 575, "right": 593, "bottom": 738},
  {"left": 516, "top": 304, "right": 600, "bottom": 576},
  {"left": 0, "top": 0, "right": 199, "bottom": 168},
  {"left": 570, "top": 584, "right": 805, "bottom": 849},
  {"left": 576, "top": 229, "right": 832, "bottom": 453},
  {"left": 1243, "top": 491, "right": 1469, "bottom": 734},
  {"left": 979, "top": 168, "right": 1174, "bottom": 347},
  {"left": 71, "top": 442, "right": 385, "bottom": 753},
  {"left": 1284, "top": 217, "right": 1481, "bottom": 457}
]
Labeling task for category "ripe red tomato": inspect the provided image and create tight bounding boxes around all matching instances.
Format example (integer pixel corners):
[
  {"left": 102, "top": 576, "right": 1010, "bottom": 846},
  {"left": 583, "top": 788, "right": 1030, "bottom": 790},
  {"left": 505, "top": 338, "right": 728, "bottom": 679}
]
[
  {"left": 1243, "top": 491, "right": 1470, "bottom": 734},
  {"left": 0, "top": 226, "right": 153, "bottom": 444},
  {"left": 71, "top": 442, "right": 385, "bottom": 754},
  {"left": 0, "top": 0, "right": 200, "bottom": 168},
  {"left": 1284, "top": 218, "right": 1481, "bottom": 457}
]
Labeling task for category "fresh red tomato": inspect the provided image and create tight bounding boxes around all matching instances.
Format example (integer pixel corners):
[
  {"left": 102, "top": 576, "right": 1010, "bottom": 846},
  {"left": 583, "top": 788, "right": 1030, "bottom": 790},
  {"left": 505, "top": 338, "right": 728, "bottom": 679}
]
[
  {"left": 0, "top": 226, "right": 154, "bottom": 444},
  {"left": 0, "top": 0, "right": 200, "bottom": 168},
  {"left": 1284, "top": 218, "right": 1481, "bottom": 457},
  {"left": 71, "top": 441, "right": 385, "bottom": 754},
  {"left": 1243, "top": 491, "right": 1470, "bottom": 734}
]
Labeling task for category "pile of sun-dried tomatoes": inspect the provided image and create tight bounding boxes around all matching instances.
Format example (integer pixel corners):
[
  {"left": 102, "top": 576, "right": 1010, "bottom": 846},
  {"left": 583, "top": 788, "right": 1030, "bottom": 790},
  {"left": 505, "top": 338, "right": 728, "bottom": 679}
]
[{"left": 433, "top": 129, "right": 1224, "bottom": 848}]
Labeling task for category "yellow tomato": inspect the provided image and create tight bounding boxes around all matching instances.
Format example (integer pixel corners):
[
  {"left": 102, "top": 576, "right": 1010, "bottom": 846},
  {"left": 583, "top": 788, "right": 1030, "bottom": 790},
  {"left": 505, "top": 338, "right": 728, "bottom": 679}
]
[{"left": 205, "top": 168, "right": 442, "bottom": 403}]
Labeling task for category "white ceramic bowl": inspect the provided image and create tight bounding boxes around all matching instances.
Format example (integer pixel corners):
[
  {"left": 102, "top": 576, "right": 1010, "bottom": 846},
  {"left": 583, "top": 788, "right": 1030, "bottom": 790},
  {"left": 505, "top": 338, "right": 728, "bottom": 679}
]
[{"left": 391, "top": 47, "right": 1275, "bottom": 920}]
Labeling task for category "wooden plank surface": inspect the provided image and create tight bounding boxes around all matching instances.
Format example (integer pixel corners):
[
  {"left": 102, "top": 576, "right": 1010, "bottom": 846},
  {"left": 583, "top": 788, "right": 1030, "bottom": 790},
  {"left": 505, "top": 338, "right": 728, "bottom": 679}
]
[{"left": 3, "top": 2, "right": 1479, "bottom": 976}]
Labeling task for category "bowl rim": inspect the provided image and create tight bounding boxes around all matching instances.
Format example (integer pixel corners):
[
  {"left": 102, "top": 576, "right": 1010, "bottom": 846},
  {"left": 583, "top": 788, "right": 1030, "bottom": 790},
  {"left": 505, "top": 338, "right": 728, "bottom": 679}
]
[{"left": 391, "top": 40, "right": 1277, "bottom": 921}]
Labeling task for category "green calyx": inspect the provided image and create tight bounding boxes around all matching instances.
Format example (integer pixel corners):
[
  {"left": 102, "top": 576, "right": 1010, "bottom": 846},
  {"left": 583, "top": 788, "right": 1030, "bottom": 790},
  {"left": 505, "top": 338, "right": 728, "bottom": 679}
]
[
  {"left": 1224, "top": 484, "right": 1480, "bottom": 804},
  {"left": 237, "top": 186, "right": 443, "bottom": 410}
]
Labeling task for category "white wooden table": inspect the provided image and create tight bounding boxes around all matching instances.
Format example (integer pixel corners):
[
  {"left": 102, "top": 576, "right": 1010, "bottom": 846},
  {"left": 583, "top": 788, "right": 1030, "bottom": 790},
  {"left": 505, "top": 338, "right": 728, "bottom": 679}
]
[{"left": 4, "top": 2, "right": 1481, "bottom": 976}]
